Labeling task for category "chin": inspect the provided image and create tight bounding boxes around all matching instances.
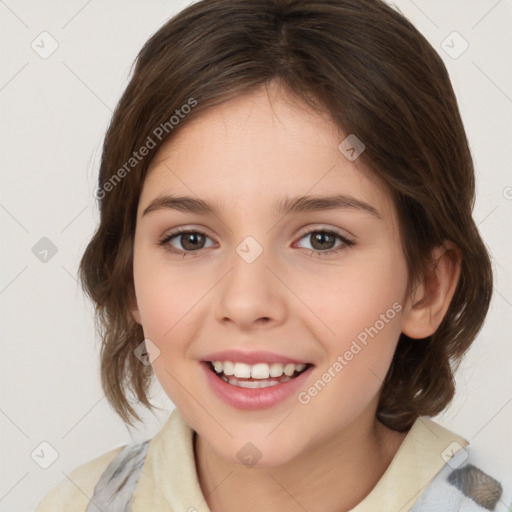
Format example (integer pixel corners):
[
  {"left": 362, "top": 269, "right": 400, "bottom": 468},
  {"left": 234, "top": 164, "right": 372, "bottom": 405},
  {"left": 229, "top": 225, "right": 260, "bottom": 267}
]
[{"left": 211, "top": 433, "right": 304, "bottom": 469}]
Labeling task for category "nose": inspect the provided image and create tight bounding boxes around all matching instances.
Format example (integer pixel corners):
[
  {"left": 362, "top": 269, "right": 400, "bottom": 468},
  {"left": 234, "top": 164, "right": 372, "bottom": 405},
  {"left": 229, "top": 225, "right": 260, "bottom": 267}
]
[{"left": 214, "top": 245, "right": 287, "bottom": 331}]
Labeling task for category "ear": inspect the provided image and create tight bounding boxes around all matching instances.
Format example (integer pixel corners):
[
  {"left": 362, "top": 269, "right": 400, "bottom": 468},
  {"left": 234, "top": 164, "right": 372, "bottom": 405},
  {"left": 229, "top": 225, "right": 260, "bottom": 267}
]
[{"left": 401, "top": 241, "right": 461, "bottom": 339}]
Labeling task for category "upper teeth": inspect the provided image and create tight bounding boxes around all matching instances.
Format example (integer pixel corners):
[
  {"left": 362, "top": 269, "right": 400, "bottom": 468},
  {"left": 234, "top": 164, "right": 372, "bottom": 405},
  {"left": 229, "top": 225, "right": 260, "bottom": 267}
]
[{"left": 211, "top": 361, "right": 307, "bottom": 379}]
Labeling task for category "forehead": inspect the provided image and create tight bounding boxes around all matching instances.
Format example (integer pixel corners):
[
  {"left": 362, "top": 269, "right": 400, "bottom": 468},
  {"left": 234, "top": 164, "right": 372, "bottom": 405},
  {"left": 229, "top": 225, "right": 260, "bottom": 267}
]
[{"left": 139, "top": 85, "right": 395, "bottom": 223}]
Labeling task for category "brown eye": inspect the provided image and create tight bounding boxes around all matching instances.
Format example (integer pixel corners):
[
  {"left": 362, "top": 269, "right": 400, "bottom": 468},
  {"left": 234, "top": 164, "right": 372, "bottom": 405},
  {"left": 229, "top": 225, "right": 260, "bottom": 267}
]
[
  {"left": 159, "top": 229, "right": 215, "bottom": 254},
  {"left": 308, "top": 231, "right": 337, "bottom": 251},
  {"left": 177, "top": 232, "right": 206, "bottom": 251},
  {"left": 295, "top": 229, "right": 354, "bottom": 257}
]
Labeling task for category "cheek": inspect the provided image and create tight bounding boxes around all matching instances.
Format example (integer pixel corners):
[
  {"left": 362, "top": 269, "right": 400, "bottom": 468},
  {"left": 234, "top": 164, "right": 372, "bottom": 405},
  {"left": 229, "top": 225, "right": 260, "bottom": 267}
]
[
  {"left": 134, "top": 246, "right": 204, "bottom": 325},
  {"left": 293, "top": 250, "right": 408, "bottom": 346},
  {"left": 132, "top": 253, "right": 205, "bottom": 406},
  {"left": 291, "top": 248, "right": 407, "bottom": 413},
  {"left": 132, "top": 250, "right": 207, "bottom": 358},
  {"left": 296, "top": 306, "right": 404, "bottom": 432}
]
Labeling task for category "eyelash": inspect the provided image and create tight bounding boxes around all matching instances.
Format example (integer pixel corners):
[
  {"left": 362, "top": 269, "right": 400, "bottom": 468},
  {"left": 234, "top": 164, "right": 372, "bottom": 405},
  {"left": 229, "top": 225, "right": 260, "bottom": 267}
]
[{"left": 157, "top": 227, "right": 355, "bottom": 258}]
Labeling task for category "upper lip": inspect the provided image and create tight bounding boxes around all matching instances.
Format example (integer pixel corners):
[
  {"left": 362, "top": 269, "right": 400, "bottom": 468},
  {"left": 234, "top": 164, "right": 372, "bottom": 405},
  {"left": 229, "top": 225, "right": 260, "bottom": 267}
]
[{"left": 201, "top": 349, "right": 311, "bottom": 365}]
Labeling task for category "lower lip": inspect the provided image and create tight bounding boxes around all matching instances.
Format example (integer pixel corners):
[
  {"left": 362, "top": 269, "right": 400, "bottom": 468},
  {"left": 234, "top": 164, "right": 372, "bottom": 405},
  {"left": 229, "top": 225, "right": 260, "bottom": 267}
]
[{"left": 201, "top": 362, "right": 314, "bottom": 410}]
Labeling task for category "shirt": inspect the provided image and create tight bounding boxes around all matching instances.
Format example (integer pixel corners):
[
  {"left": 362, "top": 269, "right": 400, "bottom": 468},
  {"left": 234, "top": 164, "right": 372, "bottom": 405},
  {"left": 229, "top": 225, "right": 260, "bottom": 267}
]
[{"left": 35, "top": 407, "right": 507, "bottom": 511}]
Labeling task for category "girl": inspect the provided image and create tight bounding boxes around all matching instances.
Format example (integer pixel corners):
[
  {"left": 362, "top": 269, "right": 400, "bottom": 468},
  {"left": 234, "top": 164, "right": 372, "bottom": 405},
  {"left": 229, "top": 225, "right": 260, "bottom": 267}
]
[{"left": 36, "top": 0, "right": 508, "bottom": 510}]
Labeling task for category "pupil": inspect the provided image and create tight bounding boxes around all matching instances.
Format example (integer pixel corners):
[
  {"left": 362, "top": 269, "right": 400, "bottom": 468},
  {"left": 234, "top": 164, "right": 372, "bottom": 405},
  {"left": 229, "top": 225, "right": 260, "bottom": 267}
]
[
  {"left": 312, "top": 232, "right": 334, "bottom": 250},
  {"left": 182, "top": 233, "right": 204, "bottom": 250}
]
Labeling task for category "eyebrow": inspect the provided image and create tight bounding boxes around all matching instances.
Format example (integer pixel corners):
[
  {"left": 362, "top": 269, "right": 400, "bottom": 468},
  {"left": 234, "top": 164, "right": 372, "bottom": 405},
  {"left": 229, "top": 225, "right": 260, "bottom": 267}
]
[{"left": 142, "top": 194, "right": 382, "bottom": 219}]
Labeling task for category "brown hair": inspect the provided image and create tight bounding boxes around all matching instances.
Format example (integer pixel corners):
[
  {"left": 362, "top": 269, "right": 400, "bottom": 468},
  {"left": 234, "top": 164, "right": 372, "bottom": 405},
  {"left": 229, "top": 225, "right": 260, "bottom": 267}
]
[{"left": 79, "top": 0, "right": 493, "bottom": 430}]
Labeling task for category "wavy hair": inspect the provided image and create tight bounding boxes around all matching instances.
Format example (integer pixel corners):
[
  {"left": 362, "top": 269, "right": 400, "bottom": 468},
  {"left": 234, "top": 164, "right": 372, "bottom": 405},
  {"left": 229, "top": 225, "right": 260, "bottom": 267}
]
[{"left": 79, "top": 0, "right": 493, "bottom": 430}]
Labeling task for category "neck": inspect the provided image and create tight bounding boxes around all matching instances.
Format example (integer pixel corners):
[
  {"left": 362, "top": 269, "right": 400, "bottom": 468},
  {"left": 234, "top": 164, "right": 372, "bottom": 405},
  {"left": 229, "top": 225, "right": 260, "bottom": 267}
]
[{"left": 194, "top": 412, "right": 408, "bottom": 512}]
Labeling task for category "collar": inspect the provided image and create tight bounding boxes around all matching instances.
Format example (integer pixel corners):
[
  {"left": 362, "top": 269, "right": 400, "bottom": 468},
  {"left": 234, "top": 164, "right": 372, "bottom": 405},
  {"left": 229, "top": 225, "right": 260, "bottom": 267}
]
[
  {"left": 349, "top": 417, "right": 469, "bottom": 511},
  {"left": 132, "top": 408, "right": 468, "bottom": 512}
]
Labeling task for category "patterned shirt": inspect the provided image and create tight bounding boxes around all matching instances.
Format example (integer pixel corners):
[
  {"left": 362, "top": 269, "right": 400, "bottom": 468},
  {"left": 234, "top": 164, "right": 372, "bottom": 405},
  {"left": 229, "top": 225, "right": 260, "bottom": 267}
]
[{"left": 35, "top": 408, "right": 510, "bottom": 511}]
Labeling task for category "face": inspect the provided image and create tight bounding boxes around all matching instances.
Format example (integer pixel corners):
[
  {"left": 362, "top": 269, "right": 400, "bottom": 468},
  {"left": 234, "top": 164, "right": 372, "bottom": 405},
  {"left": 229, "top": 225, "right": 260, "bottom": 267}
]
[{"left": 131, "top": 83, "right": 411, "bottom": 467}]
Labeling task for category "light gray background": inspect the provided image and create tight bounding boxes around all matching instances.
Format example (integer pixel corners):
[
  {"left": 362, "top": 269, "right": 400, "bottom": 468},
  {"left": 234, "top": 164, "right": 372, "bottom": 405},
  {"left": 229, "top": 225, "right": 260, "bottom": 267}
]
[{"left": 1, "top": 1, "right": 511, "bottom": 511}]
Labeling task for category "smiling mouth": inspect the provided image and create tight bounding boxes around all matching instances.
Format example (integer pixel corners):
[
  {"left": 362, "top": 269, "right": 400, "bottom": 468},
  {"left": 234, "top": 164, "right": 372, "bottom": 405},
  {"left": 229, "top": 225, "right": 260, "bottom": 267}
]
[{"left": 205, "top": 360, "right": 313, "bottom": 389}]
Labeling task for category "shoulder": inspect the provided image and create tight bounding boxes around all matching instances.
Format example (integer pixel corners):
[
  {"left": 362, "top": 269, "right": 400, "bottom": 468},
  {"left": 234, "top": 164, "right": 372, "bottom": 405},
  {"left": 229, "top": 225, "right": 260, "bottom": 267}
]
[
  {"left": 412, "top": 444, "right": 510, "bottom": 511},
  {"left": 394, "top": 417, "right": 511, "bottom": 511},
  {"left": 34, "top": 445, "right": 126, "bottom": 512},
  {"left": 447, "top": 449, "right": 511, "bottom": 512}
]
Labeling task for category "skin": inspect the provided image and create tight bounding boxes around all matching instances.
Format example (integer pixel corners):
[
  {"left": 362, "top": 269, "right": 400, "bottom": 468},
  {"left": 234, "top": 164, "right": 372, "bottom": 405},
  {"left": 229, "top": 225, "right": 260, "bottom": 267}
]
[{"left": 131, "top": 81, "right": 460, "bottom": 512}]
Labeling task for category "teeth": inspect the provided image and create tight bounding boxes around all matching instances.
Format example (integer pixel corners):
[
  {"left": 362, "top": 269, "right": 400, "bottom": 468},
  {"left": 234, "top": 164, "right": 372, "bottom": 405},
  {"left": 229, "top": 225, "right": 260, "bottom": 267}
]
[
  {"left": 222, "top": 375, "right": 293, "bottom": 388},
  {"left": 233, "top": 362, "right": 251, "bottom": 378},
  {"left": 251, "top": 363, "right": 270, "bottom": 379},
  {"left": 283, "top": 363, "right": 296, "bottom": 376},
  {"left": 211, "top": 361, "right": 308, "bottom": 379},
  {"left": 269, "top": 363, "right": 284, "bottom": 377},
  {"left": 223, "top": 361, "right": 235, "bottom": 376},
  {"left": 229, "top": 377, "right": 280, "bottom": 388}
]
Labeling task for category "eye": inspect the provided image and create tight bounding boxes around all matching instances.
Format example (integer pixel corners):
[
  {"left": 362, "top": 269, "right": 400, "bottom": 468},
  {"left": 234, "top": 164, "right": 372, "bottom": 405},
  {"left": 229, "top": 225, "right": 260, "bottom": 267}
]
[
  {"left": 295, "top": 228, "right": 354, "bottom": 256},
  {"left": 158, "top": 227, "right": 354, "bottom": 257},
  {"left": 158, "top": 228, "right": 215, "bottom": 256}
]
